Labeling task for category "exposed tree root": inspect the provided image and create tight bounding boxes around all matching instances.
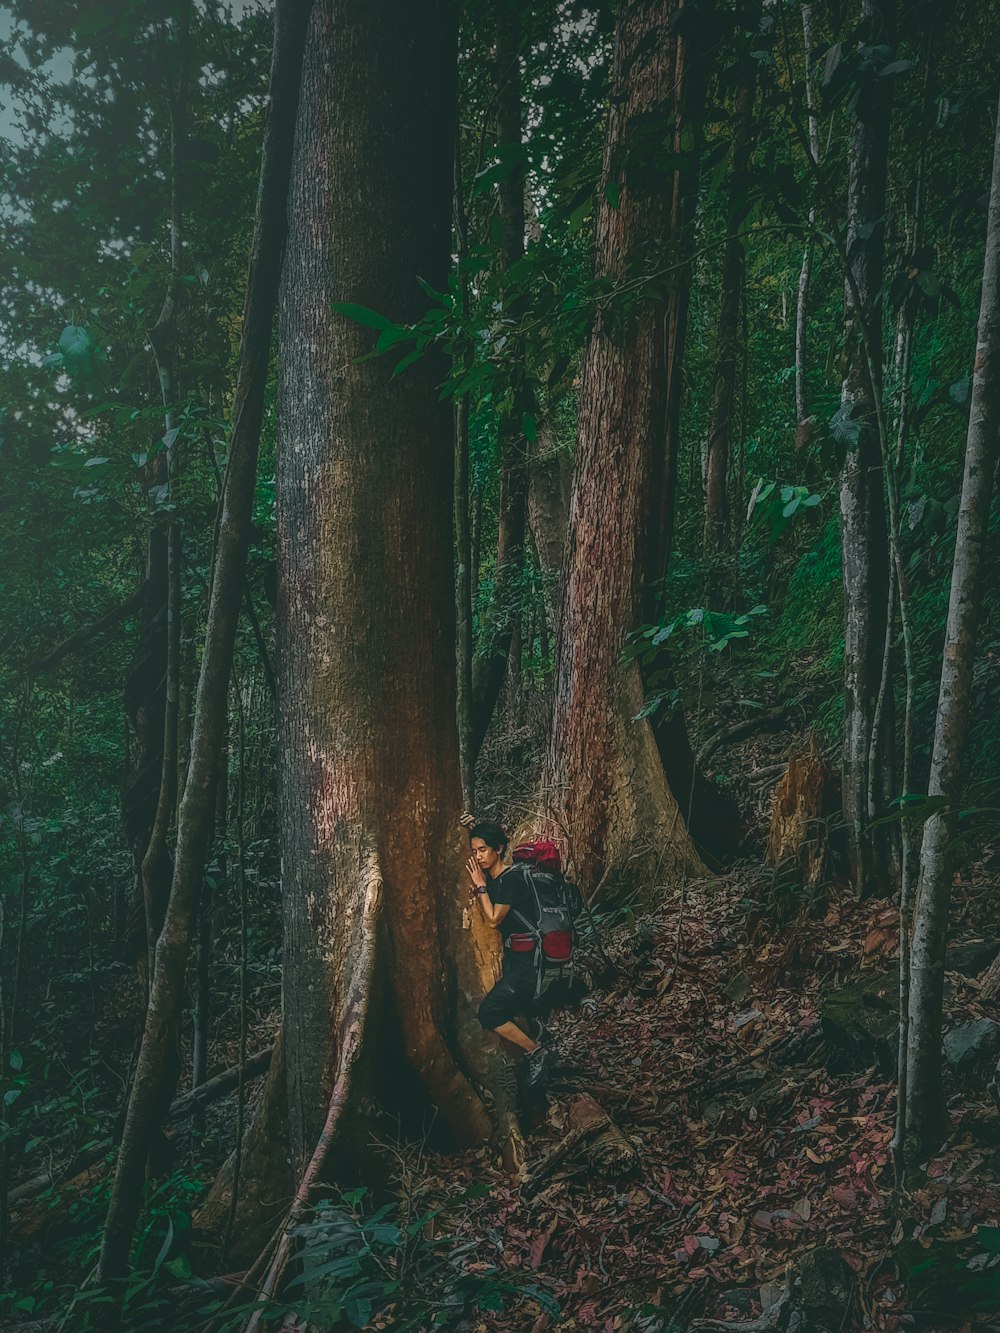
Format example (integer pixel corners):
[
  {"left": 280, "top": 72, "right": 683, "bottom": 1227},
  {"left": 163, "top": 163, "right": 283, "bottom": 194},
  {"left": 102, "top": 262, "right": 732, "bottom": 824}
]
[{"left": 242, "top": 867, "right": 382, "bottom": 1332}]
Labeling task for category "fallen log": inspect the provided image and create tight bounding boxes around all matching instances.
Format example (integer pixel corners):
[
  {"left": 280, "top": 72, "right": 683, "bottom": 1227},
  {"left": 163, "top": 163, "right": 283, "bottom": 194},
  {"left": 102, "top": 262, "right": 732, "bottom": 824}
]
[
  {"left": 696, "top": 706, "right": 788, "bottom": 768},
  {"left": 570, "top": 1092, "right": 638, "bottom": 1180},
  {"left": 8, "top": 1047, "right": 273, "bottom": 1210},
  {"left": 169, "top": 1046, "right": 273, "bottom": 1121},
  {"left": 520, "top": 1094, "right": 637, "bottom": 1200}
]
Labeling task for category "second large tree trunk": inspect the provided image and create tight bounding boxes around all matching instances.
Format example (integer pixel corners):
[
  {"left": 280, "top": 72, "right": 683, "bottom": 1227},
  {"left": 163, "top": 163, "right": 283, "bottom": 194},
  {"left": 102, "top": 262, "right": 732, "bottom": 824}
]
[{"left": 543, "top": 0, "right": 704, "bottom": 898}]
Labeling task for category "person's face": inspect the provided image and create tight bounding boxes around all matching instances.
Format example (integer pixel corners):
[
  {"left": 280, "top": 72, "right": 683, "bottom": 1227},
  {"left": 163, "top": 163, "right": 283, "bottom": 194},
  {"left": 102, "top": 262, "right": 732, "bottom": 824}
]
[{"left": 471, "top": 837, "right": 501, "bottom": 873}]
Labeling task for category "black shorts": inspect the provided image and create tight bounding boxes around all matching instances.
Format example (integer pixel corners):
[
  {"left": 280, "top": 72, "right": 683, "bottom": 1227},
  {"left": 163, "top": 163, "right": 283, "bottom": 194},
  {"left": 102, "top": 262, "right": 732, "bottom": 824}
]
[{"left": 477, "top": 957, "right": 537, "bottom": 1030}]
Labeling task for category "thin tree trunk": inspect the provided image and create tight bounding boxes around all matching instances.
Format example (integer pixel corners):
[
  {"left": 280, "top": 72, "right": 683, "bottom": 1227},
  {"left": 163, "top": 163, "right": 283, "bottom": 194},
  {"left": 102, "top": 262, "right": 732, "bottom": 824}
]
[
  {"left": 121, "top": 521, "right": 169, "bottom": 966},
  {"left": 703, "top": 3, "right": 759, "bottom": 596},
  {"left": 141, "top": 8, "right": 191, "bottom": 976},
  {"left": 839, "top": 0, "right": 895, "bottom": 896},
  {"left": 471, "top": 483, "right": 483, "bottom": 604},
  {"left": 98, "top": 0, "right": 313, "bottom": 1282},
  {"left": 192, "top": 730, "right": 227, "bottom": 1130},
  {"left": 543, "top": 0, "right": 705, "bottom": 899},
  {"left": 469, "top": 0, "right": 530, "bottom": 763},
  {"left": 905, "top": 91, "right": 1000, "bottom": 1154},
  {"left": 794, "top": 3, "right": 820, "bottom": 439},
  {"left": 652, "top": 0, "right": 713, "bottom": 598},
  {"left": 890, "top": 42, "right": 932, "bottom": 1172},
  {"left": 527, "top": 428, "right": 571, "bottom": 632}
]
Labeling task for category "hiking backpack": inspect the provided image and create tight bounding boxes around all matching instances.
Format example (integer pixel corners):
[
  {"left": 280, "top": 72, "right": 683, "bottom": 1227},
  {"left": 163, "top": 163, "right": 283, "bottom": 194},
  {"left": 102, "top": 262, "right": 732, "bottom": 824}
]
[{"left": 507, "top": 841, "right": 580, "bottom": 999}]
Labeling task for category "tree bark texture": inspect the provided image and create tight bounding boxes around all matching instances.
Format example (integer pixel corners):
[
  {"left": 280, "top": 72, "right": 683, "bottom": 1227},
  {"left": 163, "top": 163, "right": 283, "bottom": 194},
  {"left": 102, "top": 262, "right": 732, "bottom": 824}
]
[
  {"left": 905, "top": 89, "right": 1000, "bottom": 1152},
  {"left": 838, "top": 0, "right": 895, "bottom": 895},
  {"left": 544, "top": 0, "right": 705, "bottom": 898},
  {"left": 98, "top": 0, "right": 313, "bottom": 1282},
  {"left": 469, "top": 0, "right": 530, "bottom": 765},
  {"left": 703, "top": 3, "right": 759, "bottom": 590},
  {"left": 275, "top": 0, "right": 494, "bottom": 1185}
]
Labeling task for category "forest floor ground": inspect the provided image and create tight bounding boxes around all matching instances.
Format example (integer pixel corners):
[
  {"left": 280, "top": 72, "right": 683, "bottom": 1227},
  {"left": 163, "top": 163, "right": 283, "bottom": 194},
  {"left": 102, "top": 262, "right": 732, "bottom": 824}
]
[{"left": 395, "top": 861, "right": 1000, "bottom": 1332}]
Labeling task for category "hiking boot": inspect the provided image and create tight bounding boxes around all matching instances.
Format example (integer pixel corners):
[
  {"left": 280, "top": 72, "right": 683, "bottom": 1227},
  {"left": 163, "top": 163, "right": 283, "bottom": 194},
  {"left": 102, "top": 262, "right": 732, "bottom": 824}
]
[{"left": 524, "top": 1043, "right": 555, "bottom": 1089}]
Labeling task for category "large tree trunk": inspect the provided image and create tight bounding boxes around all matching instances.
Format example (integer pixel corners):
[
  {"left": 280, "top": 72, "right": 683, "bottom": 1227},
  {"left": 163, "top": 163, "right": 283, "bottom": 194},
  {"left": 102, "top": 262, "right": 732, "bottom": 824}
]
[
  {"left": 97, "top": 0, "right": 313, "bottom": 1283},
  {"left": 469, "top": 0, "right": 530, "bottom": 764},
  {"left": 904, "top": 91, "right": 1000, "bottom": 1154},
  {"left": 543, "top": 0, "right": 705, "bottom": 898},
  {"left": 275, "top": 0, "right": 497, "bottom": 1185},
  {"left": 703, "top": 3, "right": 759, "bottom": 598},
  {"left": 838, "top": 0, "right": 895, "bottom": 895}
]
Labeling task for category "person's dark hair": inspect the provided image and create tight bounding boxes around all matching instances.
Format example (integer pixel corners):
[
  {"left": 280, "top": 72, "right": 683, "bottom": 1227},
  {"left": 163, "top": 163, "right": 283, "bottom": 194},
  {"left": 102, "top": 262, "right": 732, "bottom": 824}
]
[{"left": 469, "top": 820, "right": 508, "bottom": 856}]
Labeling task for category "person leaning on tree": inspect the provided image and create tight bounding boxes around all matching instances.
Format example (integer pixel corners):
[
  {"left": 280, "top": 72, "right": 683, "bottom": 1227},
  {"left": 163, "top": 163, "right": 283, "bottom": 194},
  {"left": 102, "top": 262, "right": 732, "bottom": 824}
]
[{"left": 466, "top": 818, "right": 570, "bottom": 1088}]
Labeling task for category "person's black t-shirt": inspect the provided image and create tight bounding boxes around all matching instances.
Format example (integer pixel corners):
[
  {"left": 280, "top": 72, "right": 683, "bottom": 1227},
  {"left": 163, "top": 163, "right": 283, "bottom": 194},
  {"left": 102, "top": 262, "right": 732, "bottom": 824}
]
[{"left": 488, "top": 864, "right": 538, "bottom": 945}]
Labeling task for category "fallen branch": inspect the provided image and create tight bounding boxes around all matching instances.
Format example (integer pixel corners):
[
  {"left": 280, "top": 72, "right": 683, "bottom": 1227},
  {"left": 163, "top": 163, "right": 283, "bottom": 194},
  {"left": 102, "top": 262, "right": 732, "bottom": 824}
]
[
  {"left": 27, "top": 589, "right": 144, "bottom": 675},
  {"left": 170, "top": 1046, "right": 273, "bottom": 1121},
  {"left": 696, "top": 706, "right": 788, "bottom": 769},
  {"left": 521, "top": 1093, "right": 637, "bottom": 1200},
  {"left": 520, "top": 1113, "right": 610, "bottom": 1200},
  {"left": 8, "top": 1048, "right": 273, "bottom": 1209}
]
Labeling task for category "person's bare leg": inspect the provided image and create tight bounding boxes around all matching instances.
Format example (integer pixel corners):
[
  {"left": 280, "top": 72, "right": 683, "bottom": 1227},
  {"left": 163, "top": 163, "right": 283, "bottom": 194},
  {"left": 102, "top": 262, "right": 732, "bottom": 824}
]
[{"left": 493, "top": 1021, "right": 537, "bottom": 1053}]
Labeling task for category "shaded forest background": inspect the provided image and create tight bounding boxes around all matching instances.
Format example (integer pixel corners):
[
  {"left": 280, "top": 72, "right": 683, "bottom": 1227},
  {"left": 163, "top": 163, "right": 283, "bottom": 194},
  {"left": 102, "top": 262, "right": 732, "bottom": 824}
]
[{"left": 3, "top": 0, "right": 1000, "bottom": 1327}]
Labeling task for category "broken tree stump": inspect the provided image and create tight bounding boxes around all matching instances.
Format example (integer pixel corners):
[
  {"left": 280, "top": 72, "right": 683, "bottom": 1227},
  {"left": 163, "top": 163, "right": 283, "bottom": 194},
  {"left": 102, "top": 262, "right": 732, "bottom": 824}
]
[{"left": 765, "top": 738, "right": 836, "bottom": 890}]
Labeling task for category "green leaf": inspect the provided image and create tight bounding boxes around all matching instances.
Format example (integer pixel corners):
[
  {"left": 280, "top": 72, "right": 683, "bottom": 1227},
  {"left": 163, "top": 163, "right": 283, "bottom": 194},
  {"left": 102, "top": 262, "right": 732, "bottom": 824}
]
[
  {"left": 166, "top": 1256, "right": 192, "bottom": 1280},
  {"left": 390, "top": 346, "right": 425, "bottom": 378},
  {"left": 9, "top": 1050, "right": 23, "bottom": 1071},
  {"left": 154, "top": 1217, "right": 174, "bottom": 1271},
  {"left": 522, "top": 412, "right": 538, "bottom": 444},
  {"left": 345, "top": 1294, "right": 373, "bottom": 1327},
  {"left": 375, "top": 324, "right": 411, "bottom": 354},
  {"left": 333, "top": 302, "right": 393, "bottom": 331},
  {"left": 604, "top": 179, "right": 621, "bottom": 209}
]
